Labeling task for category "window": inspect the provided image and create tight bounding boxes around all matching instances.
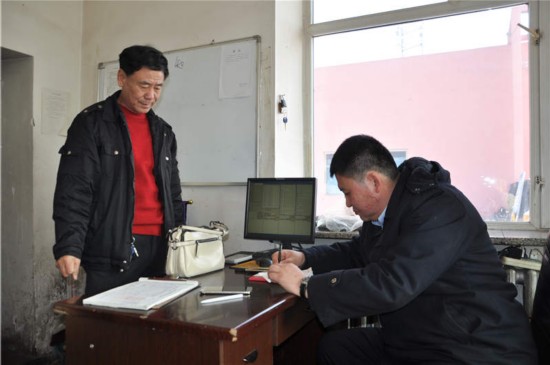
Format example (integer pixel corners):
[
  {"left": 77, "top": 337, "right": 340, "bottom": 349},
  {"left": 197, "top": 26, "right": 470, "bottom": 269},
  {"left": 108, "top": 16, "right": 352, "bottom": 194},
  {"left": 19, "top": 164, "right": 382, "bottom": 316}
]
[
  {"left": 313, "top": 0, "right": 445, "bottom": 23},
  {"left": 310, "top": 1, "right": 549, "bottom": 230}
]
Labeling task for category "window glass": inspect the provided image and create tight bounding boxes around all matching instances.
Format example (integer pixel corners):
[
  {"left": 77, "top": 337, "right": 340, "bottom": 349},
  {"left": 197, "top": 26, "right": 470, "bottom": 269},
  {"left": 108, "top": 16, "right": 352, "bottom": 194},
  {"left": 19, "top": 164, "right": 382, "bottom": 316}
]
[
  {"left": 313, "top": 5, "right": 531, "bottom": 223},
  {"left": 314, "top": 0, "right": 446, "bottom": 23}
]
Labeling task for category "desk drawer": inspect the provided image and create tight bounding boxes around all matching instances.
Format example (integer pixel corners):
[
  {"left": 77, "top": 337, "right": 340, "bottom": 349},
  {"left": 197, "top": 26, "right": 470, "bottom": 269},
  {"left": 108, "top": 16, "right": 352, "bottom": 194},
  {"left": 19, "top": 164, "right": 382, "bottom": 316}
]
[
  {"left": 221, "top": 319, "right": 274, "bottom": 364},
  {"left": 65, "top": 314, "right": 277, "bottom": 365}
]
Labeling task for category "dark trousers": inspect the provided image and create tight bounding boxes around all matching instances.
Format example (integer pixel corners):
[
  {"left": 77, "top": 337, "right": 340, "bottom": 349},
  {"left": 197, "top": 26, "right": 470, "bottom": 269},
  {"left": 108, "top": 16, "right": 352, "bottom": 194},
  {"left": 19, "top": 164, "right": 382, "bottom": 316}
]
[
  {"left": 317, "top": 327, "right": 388, "bottom": 365},
  {"left": 532, "top": 319, "right": 550, "bottom": 365},
  {"left": 84, "top": 234, "right": 167, "bottom": 296}
]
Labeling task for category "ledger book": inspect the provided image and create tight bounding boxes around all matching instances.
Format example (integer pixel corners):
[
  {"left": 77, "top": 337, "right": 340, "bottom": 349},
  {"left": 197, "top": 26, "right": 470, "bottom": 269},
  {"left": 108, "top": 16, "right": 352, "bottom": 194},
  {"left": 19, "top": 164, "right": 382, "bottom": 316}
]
[{"left": 82, "top": 278, "right": 199, "bottom": 311}]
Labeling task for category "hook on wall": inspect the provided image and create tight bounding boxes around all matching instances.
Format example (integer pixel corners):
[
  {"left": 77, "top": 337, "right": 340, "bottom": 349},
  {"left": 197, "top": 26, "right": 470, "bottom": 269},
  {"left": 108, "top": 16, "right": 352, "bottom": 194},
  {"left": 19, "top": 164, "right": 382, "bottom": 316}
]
[
  {"left": 278, "top": 95, "right": 287, "bottom": 114},
  {"left": 279, "top": 95, "right": 288, "bottom": 129}
]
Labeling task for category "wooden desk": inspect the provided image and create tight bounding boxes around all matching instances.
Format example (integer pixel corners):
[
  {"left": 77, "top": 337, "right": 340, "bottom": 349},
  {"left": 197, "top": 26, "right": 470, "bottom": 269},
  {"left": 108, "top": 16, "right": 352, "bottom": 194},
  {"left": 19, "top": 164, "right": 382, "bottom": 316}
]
[{"left": 53, "top": 268, "right": 323, "bottom": 364}]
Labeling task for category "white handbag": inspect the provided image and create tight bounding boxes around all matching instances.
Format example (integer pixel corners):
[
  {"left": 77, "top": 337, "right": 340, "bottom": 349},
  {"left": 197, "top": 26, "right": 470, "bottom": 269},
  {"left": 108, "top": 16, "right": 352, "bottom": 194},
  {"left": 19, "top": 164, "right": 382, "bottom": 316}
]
[{"left": 166, "top": 223, "right": 227, "bottom": 278}]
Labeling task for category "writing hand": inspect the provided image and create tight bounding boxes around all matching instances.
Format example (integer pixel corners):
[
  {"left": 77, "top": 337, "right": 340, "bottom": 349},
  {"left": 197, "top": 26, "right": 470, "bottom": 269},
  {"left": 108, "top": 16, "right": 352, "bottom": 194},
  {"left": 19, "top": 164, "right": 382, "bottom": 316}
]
[
  {"left": 268, "top": 262, "right": 304, "bottom": 296},
  {"left": 271, "top": 249, "right": 306, "bottom": 266}
]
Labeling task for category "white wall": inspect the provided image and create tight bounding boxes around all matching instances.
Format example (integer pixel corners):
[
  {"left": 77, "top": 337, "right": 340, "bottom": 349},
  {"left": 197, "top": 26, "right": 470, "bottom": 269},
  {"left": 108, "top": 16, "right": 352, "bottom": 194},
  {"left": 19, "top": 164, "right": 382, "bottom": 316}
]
[
  {"left": 1, "top": 0, "right": 308, "bottom": 356},
  {"left": 81, "top": 0, "right": 277, "bottom": 177},
  {"left": 81, "top": 0, "right": 306, "bottom": 255},
  {"left": 275, "top": 0, "right": 310, "bottom": 176}
]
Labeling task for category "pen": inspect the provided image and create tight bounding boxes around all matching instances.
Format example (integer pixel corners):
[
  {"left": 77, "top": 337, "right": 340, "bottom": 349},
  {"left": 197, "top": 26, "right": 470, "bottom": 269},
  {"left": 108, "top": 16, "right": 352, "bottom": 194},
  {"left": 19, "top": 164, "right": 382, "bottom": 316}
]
[
  {"left": 201, "top": 293, "right": 244, "bottom": 304},
  {"left": 278, "top": 244, "right": 282, "bottom": 263}
]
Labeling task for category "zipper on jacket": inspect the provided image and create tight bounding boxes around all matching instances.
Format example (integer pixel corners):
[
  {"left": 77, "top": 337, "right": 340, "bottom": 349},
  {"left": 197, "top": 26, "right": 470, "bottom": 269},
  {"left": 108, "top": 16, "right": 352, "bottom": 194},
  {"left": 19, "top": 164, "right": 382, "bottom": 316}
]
[
  {"left": 130, "top": 236, "right": 139, "bottom": 261},
  {"left": 119, "top": 110, "right": 136, "bottom": 265}
]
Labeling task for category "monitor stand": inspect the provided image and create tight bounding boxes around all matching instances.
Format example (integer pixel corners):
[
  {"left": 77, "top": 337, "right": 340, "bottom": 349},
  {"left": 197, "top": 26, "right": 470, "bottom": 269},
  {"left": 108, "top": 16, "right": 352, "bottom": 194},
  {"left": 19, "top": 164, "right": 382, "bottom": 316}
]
[
  {"left": 252, "top": 241, "right": 296, "bottom": 261},
  {"left": 272, "top": 240, "right": 294, "bottom": 251}
]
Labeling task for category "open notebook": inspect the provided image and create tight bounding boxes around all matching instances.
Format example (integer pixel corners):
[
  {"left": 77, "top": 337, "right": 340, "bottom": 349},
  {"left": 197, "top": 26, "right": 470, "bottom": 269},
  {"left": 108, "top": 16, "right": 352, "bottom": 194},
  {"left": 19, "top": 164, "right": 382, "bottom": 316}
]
[{"left": 83, "top": 278, "right": 199, "bottom": 311}]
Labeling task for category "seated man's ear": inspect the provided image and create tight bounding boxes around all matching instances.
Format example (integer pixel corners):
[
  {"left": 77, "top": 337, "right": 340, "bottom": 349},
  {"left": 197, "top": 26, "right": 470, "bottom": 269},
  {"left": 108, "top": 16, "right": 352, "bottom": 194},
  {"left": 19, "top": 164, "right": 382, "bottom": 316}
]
[{"left": 364, "top": 171, "right": 380, "bottom": 192}]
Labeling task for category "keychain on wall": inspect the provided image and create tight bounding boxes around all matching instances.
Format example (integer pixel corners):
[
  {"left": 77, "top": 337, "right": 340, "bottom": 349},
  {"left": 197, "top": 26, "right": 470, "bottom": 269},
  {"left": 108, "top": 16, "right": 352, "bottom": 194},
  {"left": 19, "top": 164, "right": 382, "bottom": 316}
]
[{"left": 279, "top": 95, "right": 288, "bottom": 130}]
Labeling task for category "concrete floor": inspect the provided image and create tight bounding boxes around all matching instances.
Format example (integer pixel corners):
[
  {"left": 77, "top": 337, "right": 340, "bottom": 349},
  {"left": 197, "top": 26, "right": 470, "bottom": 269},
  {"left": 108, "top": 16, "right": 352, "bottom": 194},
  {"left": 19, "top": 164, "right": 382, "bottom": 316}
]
[{"left": 1, "top": 341, "right": 62, "bottom": 365}]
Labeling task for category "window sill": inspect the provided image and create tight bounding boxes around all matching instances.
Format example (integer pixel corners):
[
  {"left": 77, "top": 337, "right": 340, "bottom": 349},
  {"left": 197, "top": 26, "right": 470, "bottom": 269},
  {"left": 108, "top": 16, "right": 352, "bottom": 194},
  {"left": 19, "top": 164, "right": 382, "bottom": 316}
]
[
  {"left": 315, "top": 230, "right": 359, "bottom": 240},
  {"left": 315, "top": 230, "right": 547, "bottom": 247}
]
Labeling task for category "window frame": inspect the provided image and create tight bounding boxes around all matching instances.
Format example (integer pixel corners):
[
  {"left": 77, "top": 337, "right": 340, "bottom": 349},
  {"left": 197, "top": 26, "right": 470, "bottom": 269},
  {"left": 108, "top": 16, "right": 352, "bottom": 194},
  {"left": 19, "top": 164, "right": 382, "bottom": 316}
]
[{"left": 306, "top": 0, "right": 550, "bottom": 233}]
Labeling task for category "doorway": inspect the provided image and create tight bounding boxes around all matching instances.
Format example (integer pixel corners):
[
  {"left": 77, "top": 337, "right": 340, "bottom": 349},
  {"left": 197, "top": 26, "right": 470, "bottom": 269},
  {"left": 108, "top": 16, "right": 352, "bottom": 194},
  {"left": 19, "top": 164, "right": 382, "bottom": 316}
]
[{"left": 1, "top": 47, "right": 35, "bottom": 358}]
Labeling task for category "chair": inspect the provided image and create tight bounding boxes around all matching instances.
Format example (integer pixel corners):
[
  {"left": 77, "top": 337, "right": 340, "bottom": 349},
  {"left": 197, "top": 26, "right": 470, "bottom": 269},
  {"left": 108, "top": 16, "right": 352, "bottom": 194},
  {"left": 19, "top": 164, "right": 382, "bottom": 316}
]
[
  {"left": 501, "top": 253, "right": 541, "bottom": 318},
  {"left": 182, "top": 199, "right": 193, "bottom": 225},
  {"left": 530, "top": 231, "right": 550, "bottom": 364}
]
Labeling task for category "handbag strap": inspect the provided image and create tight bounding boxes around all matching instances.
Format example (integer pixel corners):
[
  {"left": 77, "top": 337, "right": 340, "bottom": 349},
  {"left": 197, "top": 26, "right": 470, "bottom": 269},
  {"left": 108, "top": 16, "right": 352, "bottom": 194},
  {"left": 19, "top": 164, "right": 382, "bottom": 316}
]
[
  {"left": 169, "top": 225, "right": 223, "bottom": 237},
  {"left": 209, "top": 221, "right": 229, "bottom": 236}
]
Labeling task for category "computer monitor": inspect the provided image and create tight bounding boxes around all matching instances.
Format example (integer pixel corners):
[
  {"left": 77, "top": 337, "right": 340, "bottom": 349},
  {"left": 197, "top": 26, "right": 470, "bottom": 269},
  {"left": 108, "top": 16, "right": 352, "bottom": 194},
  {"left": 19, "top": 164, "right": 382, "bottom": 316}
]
[{"left": 244, "top": 177, "right": 317, "bottom": 249}]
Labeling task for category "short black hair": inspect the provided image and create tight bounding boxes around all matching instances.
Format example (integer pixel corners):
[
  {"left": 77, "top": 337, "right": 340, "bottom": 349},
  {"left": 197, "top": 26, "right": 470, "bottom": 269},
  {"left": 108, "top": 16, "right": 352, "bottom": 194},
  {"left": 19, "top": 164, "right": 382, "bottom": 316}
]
[
  {"left": 119, "top": 45, "right": 169, "bottom": 79},
  {"left": 330, "top": 134, "right": 399, "bottom": 181}
]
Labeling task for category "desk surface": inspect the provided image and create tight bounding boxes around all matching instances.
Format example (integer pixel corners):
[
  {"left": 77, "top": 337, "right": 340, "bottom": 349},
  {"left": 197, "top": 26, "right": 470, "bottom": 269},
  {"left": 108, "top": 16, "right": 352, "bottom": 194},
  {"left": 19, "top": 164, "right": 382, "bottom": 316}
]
[{"left": 54, "top": 267, "right": 321, "bottom": 365}]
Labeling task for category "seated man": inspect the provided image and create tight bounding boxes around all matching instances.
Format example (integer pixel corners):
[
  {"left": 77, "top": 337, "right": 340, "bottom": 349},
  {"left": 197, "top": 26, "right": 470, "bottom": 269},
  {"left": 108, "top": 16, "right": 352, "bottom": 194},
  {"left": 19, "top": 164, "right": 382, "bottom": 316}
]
[
  {"left": 532, "top": 231, "right": 550, "bottom": 364},
  {"left": 269, "top": 134, "right": 537, "bottom": 364}
]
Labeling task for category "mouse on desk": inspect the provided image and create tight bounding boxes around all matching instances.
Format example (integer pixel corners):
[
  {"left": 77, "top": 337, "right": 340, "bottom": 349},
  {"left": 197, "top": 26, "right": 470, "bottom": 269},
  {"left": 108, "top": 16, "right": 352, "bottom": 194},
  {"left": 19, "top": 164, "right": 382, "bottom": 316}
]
[{"left": 255, "top": 257, "right": 273, "bottom": 268}]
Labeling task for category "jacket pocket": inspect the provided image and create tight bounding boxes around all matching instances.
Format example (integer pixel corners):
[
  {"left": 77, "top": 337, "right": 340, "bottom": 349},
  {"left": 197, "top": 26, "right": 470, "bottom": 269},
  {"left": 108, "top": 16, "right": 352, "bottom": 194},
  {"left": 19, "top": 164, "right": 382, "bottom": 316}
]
[
  {"left": 58, "top": 145, "right": 86, "bottom": 175},
  {"left": 99, "top": 144, "right": 126, "bottom": 179},
  {"left": 443, "top": 300, "right": 481, "bottom": 344}
]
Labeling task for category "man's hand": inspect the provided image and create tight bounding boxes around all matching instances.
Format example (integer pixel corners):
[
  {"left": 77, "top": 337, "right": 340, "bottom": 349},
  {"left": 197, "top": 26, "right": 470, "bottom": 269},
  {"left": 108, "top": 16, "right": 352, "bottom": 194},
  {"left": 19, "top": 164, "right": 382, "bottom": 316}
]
[
  {"left": 271, "top": 249, "right": 306, "bottom": 266},
  {"left": 268, "top": 262, "right": 304, "bottom": 296},
  {"left": 55, "top": 255, "right": 81, "bottom": 280}
]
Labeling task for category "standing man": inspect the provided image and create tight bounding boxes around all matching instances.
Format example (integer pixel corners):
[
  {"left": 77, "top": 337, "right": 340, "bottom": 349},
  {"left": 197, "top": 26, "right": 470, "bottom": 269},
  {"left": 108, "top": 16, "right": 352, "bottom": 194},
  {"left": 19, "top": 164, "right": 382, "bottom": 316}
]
[
  {"left": 53, "top": 45, "right": 184, "bottom": 296},
  {"left": 269, "top": 135, "right": 537, "bottom": 364}
]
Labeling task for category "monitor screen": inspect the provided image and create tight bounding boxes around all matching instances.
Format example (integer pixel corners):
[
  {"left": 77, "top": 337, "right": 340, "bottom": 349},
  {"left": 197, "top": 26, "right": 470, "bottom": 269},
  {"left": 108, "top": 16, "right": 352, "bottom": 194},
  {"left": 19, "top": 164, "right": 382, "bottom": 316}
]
[{"left": 244, "top": 178, "right": 317, "bottom": 248}]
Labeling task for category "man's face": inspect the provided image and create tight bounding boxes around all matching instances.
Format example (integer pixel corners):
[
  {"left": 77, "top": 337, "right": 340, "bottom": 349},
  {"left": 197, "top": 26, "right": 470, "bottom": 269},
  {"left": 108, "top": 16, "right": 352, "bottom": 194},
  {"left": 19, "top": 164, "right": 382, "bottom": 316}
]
[
  {"left": 117, "top": 67, "right": 164, "bottom": 114},
  {"left": 336, "top": 173, "right": 383, "bottom": 222}
]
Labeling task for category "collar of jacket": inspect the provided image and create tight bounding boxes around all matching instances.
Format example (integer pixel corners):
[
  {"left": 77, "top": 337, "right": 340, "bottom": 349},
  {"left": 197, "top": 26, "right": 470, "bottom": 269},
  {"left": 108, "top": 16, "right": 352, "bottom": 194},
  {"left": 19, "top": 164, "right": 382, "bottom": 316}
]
[
  {"left": 398, "top": 157, "right": 450, "bottom": 194},
  {"left": 382, "top": 157, "right": 451, "bottom": 229},
  {"left": 102, "top": 90, "right": 160, "bottom": 126}
]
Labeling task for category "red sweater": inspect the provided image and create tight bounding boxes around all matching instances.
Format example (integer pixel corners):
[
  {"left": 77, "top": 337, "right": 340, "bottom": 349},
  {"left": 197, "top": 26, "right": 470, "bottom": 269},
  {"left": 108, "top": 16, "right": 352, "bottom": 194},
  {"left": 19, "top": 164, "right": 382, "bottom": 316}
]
[{"left": 120, "top": 104, "right": 164, "bottom": 236}]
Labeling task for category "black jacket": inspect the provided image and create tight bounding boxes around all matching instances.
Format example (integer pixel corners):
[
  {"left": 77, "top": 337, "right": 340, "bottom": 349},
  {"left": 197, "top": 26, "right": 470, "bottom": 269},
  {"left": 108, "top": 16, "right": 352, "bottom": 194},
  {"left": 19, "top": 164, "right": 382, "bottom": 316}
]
[
  {"left": 304, "top": 157, "right": 536, "bottom": 364},
  {"left": 53, "top": 91, "right": 184, "bottom": 271}
]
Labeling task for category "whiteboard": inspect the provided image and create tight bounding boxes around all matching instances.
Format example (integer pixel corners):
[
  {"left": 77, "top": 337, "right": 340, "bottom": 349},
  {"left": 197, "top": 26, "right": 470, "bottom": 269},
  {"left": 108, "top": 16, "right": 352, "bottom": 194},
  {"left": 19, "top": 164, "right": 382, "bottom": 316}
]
[{"left": 98, "top": 37, "right": 259, "bottom": 184}]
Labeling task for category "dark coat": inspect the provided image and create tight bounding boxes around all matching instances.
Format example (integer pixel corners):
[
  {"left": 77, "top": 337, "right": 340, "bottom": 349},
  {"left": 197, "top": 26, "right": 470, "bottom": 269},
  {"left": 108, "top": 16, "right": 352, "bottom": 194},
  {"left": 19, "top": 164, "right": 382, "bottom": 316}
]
[
  {"left": 53, "top": 91, "right": 184, "bottom": 271},
  {"left": 304, "top": 157, "right": 536, "bottom": 364}
]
